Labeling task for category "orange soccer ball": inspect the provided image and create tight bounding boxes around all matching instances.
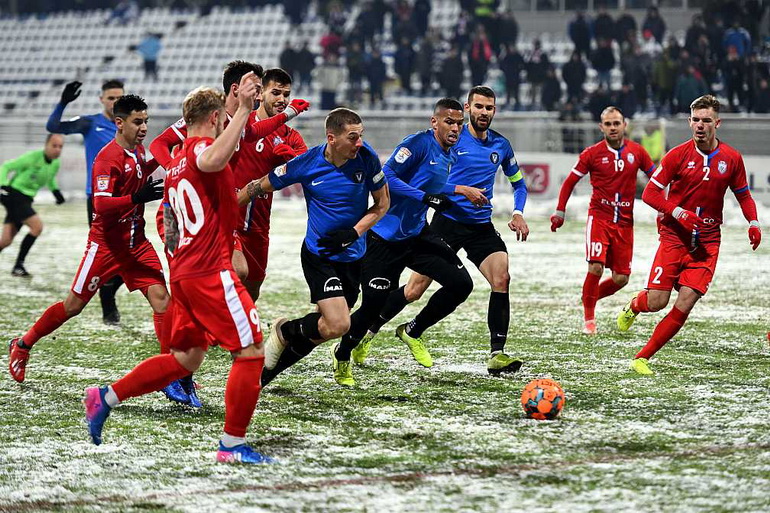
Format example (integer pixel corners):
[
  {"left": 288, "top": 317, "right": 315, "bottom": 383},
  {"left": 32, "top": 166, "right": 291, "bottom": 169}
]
[{"left": 520, "top": 378, "right": 565, "bottom": 420}]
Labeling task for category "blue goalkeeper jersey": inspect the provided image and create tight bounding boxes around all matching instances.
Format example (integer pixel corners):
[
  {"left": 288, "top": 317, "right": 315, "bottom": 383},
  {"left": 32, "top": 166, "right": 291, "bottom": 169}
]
[
  {"left": 442, "top": 125, "right": 528, "bottom": 224},
  {"left": 373, "top": 129, "right": 457, "bottom": 241},
  {"left": 47, "top": 104, "right": 116, "bottom": 196},
  {"left": 268, "top": 142, "right": 385, "bottom": 262}
]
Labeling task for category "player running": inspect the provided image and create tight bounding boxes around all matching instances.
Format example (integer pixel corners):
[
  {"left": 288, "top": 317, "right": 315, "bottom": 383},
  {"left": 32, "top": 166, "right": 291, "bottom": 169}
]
[
  {"left": 616, "top": 95, "right": 761, "bottom": 375},
  {"left": 150, "top": 62, "right": 309, "bottom": 406},
  {"left": 237, "top": 108, "right": 389, "bottom": 387},
  {"left": 84, "top": 79, "right": 273, "bottom": 464},
  {"left": 332, "top": 98, "right": 488, "bottom": 384},
  {"left": 47, "top": 79, "right": 126, "bottom": 324},
  {"left": 341, "top": 86, "right": 529, "bottom": 375},
  {"left": 0, "top": 135, "right": 66, "bottom": 277},
  {"left": 550, "top": 106, "right": 655, "bottom": 334},
  {"left": 8, "top": 95, "right": 168, "bottom": 383}
]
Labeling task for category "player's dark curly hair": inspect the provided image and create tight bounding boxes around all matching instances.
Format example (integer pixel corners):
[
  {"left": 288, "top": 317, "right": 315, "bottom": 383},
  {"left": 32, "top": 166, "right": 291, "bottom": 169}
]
[
  {"left": 467, "top": 86, "right": 495, "bottom": 104},
  {"left": 101, "top": 79, "right": 124, "bottom": 92},
  {"left": 434, "top": 97, "right": 463, "bottom": 113},
  {"left": 263, "top": 68, "right": 293, "bottom": 87},
  {"left": 325, "top": 108, "right": 362, "bottom": 134},
  {"left": 223, "top": 61, "right": 264, "bottom": 94},
  {"left": 113, "top": 94, "right": 148, "bottom": 119}
]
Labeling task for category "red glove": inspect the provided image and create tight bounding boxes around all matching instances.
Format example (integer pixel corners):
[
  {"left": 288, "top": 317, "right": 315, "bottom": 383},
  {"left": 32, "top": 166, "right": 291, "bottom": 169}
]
[
  {"left": 749, "top": 223, "right": 761, "bottom": 250},
  {"left": 273, "top": 143, "right": 297, "bottom": 162},
  {"left": 673, "top": 208, "right": 703, "bottom": 232},
  {"left": 285, "top": 99, "right": 310, "bottom": 120},
  {"left": 550, "top": 211, "right": 565, "bottom": 232}
]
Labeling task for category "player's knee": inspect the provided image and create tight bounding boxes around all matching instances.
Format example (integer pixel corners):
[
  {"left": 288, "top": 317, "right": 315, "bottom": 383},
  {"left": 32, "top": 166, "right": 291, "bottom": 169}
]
[
  {"left": 0, "top": 237, "right": 10, "bottom": 249},
  {"left": 613, "top": 274, "right": 629, "bottom": 288},
  {"left": 646, "top": 294, "right": 668, "bottom": 312},
  {"left": 450, "top": 272, "right": 474, "bottom": 300},
  {"left": 588, "top": 262, "right": 604, "bottom": 275},
  {"left": 29, "top": 224, "right": 43, "bottom": 237},
  {"left": 404, "top": 282, "right": 426, "bottom": 303},
  {"left": 491, "top": 271, "right": 510, "bottom": 292},
  {"left": 63, "top": 300, "right": 85, "bottom": 317},
  {"left": 235, "top": 266, "right": 248, "bottom": 283},
  {"left": 323, "top": 315, "right": 350, "bottom": 339}
]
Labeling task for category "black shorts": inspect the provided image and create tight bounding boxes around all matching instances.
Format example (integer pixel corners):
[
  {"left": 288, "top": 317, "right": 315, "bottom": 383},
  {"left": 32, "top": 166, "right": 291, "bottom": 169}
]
[
  {"left": 361, "top": 227, "right": 467, "bottom": 293},
  {"left": 300, "top": 242, "right": 361, "bottom": 307},
  {"left": 1, "top": 187, "right": 35, "bottom": 228},
  {"left": 430, "top": 213, "right": 507, "bottom": 268}
]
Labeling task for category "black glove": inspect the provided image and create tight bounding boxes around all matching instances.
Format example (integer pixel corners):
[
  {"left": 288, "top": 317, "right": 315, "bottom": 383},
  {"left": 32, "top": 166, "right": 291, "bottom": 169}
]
[
  {"left": 0, "top": 185, "right": 10, "bottom": 196},
  {"left": 52, "top": 189, "right": 65, "bottom": 205},
  {"left": 131, "top": 178, "right": 164, "bottom": 204},
  {"left": 317, "top": 228, "right": 359, "bottom": 257},
  {"left": 60, "top": 81, "right": 82, "bottom": 105},
  {"left": 422, "top": 193, "right": 454, "bottom": 212}
]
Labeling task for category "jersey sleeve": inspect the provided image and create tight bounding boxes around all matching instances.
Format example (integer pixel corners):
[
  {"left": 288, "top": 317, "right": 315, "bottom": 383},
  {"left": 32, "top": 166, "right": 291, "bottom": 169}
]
[
  {"left": 47, "top": 159, "right": 61, "bottom": 191},
  {"left": 648, "top": 148, "right": 680, "bottom": 190},
  {"left": 363, "top": 146, "right": 386, "bottom": 192},
  {"left": 92, "top": 155, "right": 122, "bottom": 198},
  {"left": 288, "top": 130, "right": 308, "bottom": 156},
  {"left": 267, "top": 153, "right": 306, "bottom": 190},
  {"left": 150, "top": 118, "right": 186, "bottom": 169},
  {"left": 46, "top": 105, "right": 93, "bottom": 135},
  {"left": 729, "top": 153, "right": 750, "bottom": 194},
  {"left": 383, "top": 134, "right": 427, "bottom": 178},
  {"left": 0, "top": 151, "right": 35, "bottom": 186},
  {"left": 638, "top": 146, "right": 656, "bottom": 177},
  {"left": 572, "top": 147, "right": 592, "bottom": 177}
]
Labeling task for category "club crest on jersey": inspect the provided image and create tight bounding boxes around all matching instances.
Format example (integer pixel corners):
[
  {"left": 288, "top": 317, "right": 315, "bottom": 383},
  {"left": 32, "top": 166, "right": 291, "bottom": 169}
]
[
  {"left": 627, "top": 153, "right": 635, "bottom": 164},
  {"left": 601, "top": 157, "right": 609, "bottom": 164},
  {"left": 717, "top": 160, "right": 727, "bottom": 174},
  {"left": 490, "top": 152, "right": 499, "bottom": 164},
  {"left": 687, "top": 161, "right": 696, "bottom": 169},
  {"left": 394, "top": 147, "right": 411, "bottom": 164},
  {"left": 353, "top": 171, "right": 364, "bottom": 183},
  {"left": 124, "top": 163, "right": 133, "bottom": 173},
  {"left": 274, "top": 164, "right": 287, "bottom": 177},
  {"left": 273, "top": 135, "right": 285, "bottom": 145},
  {"left": 97, "top": 175, "right": 110, "bottom": 191},
  {"left": 193, "top": 141, "right": 209, "bottom": 157}
]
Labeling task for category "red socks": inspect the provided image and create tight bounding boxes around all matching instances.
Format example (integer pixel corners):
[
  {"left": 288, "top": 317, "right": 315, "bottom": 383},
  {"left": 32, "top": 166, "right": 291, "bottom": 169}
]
[
  {"left": 635, "top": 306, "right": 689, "bottom": 360},
  {"left": 24, "top": 301, "right": 69, "bottom": 346},
  {"left": 153, "top": 311, "right": 170, "bottom": 354},
  {"left": 224, "top": 356, "right": 264, "bottom": 438},
  {"left": 631, "top": 290, "right": 650, "bottom": 314},
  {"left": 597, "top": 278, "right": 623, "bottom": 300},
  {"left": 582, "top": 273, "right": 601, "bottom": 321},
  {"left": 111, "top": 353, "right": 189, "bottom": 402}
]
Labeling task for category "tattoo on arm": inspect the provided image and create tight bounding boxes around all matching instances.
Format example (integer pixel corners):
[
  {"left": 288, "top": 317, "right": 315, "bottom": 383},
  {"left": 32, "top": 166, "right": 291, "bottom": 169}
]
[
  {"left": 247, "top": 179, "right": 265, "bottom": 200},
  {"left": 163, "top": 205, "right": 179, "bottom": 254}
]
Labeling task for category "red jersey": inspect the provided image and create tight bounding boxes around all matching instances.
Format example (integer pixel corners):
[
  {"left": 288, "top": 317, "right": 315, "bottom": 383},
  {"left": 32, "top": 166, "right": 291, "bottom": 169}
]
[
  {"left": 91, "top": 140, "right": 154, "bottom": 249},
  {"left": 650, "top": 139, "right": 750, "bottom": 244},
  {"left": 164, "top": 136, "right": 239, "bottom": 282},
  {"left": 572, "top": 139, "right": 655, "bottom": 225},
  {"left": 237, "top": 118, "right": 306, "bottom": 233}
]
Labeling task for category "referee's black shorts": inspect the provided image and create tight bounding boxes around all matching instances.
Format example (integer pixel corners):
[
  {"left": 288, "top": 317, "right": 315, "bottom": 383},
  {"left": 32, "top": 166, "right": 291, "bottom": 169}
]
[
  {"left": 300, "top": 242, "right": 362, "bottom": 307},
  {"left": 430, "top": 213, "right": 507, "bottom": 268},
  {"left": 361, "top": 226, "right": 468, "bottom": 294},
  {"left": 1, "top": 187, "right": 36, "bottom": 228}
]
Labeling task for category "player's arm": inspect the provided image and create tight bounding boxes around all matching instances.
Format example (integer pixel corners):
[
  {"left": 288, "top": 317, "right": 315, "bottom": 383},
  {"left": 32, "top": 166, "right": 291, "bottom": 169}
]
[
  {"left": 163, "top": 204, "right": 179, "bottom": 256},
  {"left": 0, "top": 152, "right": 33, "bottom": 187},
  {"left": 46, "top": 81, "right": 91, "bottom": 134},
  {"left": 449, "top": 183, "right": 489, "bottom": 206},
  {"left": 197, "top": 73, "right": 257, "bottom": 173},
  {"left": 273, "top": 131, "right": 310, "bottom": 164},
  {"left": 93, "top": 161, "right": 164, "bottom": 214},
  {"left": 243, "top": 99, "right": 311, "bottom": 143},
  {"left": 48, "top": 160, "right": 65, "bottom": 204},
  {"left": 149, "top": 122, "right": 185, "bottom": 169},
  {"left": 353, "top": 164, "right": 390, "bottom": 235},
  {"left": 730, "top": 156, "right": 761, "bottom": 250},
  {"left": 318, "top": 184, "right": 390, "bottom": 257},
  {"left": 238, "top": 175, "right": 277, "bottom": 206},
  {"left": 501, "top": 148, "right": 529, "bottom": 240},
  {"left": 642, "top": 156, "right": 703, "bottom": 231},
  {"left": 550, "top": 155, "right": 587, "bottom": 232}
]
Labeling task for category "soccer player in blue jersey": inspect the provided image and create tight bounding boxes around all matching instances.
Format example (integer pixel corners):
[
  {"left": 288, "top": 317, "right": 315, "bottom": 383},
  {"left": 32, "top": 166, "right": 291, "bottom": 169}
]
[
  {"left": 46, "top": 79, "right": 126, "bottom": 324},
  {"left": 342, "top": 87, "right": 529, "bottom": 375},
  {"left": 332, "top": 98, "right": 489, "bottom": 384},
  {"left": 235, "top": 108, "right": 390, "bottom": 387}
]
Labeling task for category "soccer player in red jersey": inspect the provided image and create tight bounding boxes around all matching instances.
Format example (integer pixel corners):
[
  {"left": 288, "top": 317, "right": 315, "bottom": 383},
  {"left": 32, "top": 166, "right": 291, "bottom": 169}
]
[
  {"left": 8, "top": 95, "right": 167, "bottom": 383},
  {"left": 237, "top": 68, "right": 308, "bottom": 300},
  {"left": 84, "top": 77, "right": 273, "bottom": 464},
  {"left": 616, "top": 95, "right": 762, "bottom": 375},
  {"left": 150, "top": 62, "right": 309, "bottom": 283},
  {"left": 550, "top": 107, "right": 655, "bottom": 334}
]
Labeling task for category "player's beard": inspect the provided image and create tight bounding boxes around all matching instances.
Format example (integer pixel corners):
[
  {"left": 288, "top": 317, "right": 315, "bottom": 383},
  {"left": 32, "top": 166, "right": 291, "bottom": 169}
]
[{"left": 469, "top": 114, "right": 491, "bottom": 133}]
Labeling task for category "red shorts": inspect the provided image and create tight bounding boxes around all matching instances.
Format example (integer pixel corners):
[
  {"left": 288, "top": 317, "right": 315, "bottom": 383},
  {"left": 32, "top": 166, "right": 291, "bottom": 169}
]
[
  {"left": 239, "top": 230, "right": 269, "bottom": 282},
  {"left": 71, "top": 239, "right": 165, "bottom": 301},
  {"left": 585, "top": 216, "right": 633, "bottom": 275},
  {"left": 646, "top": 238, "right": 719, "bottom": 296},
  {"left": 169, "top": 270, "right": 263, "bottom": 352}
]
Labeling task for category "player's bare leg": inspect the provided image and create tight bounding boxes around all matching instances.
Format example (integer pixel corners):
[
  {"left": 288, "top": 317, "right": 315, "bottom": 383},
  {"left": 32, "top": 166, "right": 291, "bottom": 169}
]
[
  {"left": 232, "top": 249, "right": 249, "bottom": 284},
  {"left": 8, "top": 215, "right": 42, "bottom": 277},
  {"left": 0, "top": 223, "right": 19, "bottom": 253},
  {"left": 631, "top": 287, "right": 699, "bottom": 375},
  {"left": 479, "top": 251, "right": 522, "bottom": 374}
]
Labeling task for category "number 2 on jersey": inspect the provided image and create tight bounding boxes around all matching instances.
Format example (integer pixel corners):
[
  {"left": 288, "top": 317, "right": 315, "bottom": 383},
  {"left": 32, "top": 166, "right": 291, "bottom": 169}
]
[{"left": 168, "top": 178, "right": 205, "bottom": 241}]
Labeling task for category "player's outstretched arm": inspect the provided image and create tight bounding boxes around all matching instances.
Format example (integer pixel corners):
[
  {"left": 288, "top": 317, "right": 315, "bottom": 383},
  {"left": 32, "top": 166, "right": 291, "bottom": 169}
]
[
  {"left": 46, "top": 81, "right": 91, "bottom": 134},
  {"left": 149, "top": 124, "right": 185, "bottom": 169},
  {"left": 163, "top": 205, "right": 179, "bottom": 255},
  {"left": 198, "top": 72, "right": 257, "bottom": 173},
  {"left": 452, "top": 185, "right": 488, "bottom": 207},
  {"left": 733, "top": 187, "right": 761, "bottom": 250},
  {"left": 244, "top": 99, "right": 311, "bottom": 143},
  {"left": 238, "top": 175, "right": 276, "bottom": 207},
  {"left": 354, "top": 184, "right": 390, "bottom": 236},
  {"left": 551, "top": 170, "right": 582, "bottom": 232}
]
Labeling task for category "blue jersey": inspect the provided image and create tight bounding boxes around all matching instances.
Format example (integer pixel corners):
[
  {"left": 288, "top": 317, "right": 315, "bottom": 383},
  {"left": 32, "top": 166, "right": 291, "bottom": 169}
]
[
  {"left": 47, "top": 104, "right": 116, "bottom": 195},
  {"left": 443, "top": 125, "right": 527, "bottom": 224},
  {"left": 268, "top": 142, "right": 386, "bottom": 262},
  {"left": 373, "top": 130, "right": 457, "bottom": 241}
]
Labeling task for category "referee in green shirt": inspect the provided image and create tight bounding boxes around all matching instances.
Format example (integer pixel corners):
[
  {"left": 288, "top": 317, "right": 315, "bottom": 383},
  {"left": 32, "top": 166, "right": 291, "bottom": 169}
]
[{"left": 0, "top": 134, "right": 66, "bottom": 277}]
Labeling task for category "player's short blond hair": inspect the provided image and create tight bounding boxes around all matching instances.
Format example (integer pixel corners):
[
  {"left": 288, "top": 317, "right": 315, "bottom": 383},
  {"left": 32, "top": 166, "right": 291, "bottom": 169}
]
[
  {"left": 183, "top": 87, "right": 226, "bottom": 126},
  {"left": 690, "top": 94, "right": 720, "bottom": 114}
]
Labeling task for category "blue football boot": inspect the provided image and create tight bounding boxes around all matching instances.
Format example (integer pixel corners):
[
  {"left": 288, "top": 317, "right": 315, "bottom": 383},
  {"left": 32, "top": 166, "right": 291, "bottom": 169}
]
[
  {"left": 161, "top": 379, "right": 190, "bottom": 405},
  {"left": 216, "top": 442, "right": 275, "bottom": 464},
  {"left": 83, "top": 386, "right": 112, "bottom": 445},
  {"left": 180, "top": 375, "right": 202, "bottom": 408}
]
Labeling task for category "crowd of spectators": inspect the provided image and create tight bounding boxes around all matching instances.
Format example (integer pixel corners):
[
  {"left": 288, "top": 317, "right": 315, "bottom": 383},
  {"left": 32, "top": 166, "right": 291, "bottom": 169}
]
[{"left": 279, "top": 0, "right": 770, "bottom": 117}]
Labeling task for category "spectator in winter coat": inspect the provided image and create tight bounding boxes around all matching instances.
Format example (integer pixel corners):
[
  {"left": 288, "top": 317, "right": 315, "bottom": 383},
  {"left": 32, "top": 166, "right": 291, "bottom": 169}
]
[
  {"left": 500, "top": 43, "right": 526, "bottom": 108},
  {"left": 527, "top": 39, "right": 550, "bottom": 108},
  {"left": 593, "top": 7, "right": 616, "bottom": 44},
  {"left": 366, "top": 48, "right": 388, "bottom": 108},
  {"left": 642, "top": 6, "right": 666, "bottom": 44},
  {"left": 673, "top": 65, "right": 707, "bottom": 113},
  {"left": 468, "top": 26, "right": 493, "bottom": 86},
  {"left": 591, "top": 38, "right": 615, "bottom": 91},
  {"left": 541, "top": 67, "right": 561, "bottom": 111},
  {"left": 440, "top": 46, "right": 464, "bottom": 100},
  {"left": 568, "top": 11, "right": 592, "bottom": 60},
  {"left": 394, "top": 36, "right": 416, "bottom": 94},
  {"left": 562, "top": 50, "right": 587, "bottom": 104}
]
